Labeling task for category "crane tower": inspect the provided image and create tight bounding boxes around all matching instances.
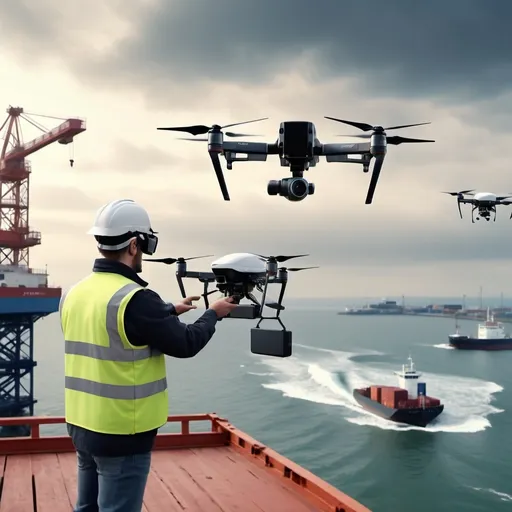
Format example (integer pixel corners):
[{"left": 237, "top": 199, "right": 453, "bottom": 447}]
[{"left": 0, "top": 106, "right": 86, "bottom": 434}]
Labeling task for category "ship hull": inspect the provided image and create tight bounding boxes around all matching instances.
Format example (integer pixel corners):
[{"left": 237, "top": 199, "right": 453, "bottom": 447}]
[
  {"left": 353, "top": 389, "right": 444, "bottom": 428},
  {"left": 448, "top": 334, "right": 512, "bottom": 350},
  {"left": 0, "top": 287, "right": 61, "bottom": 315}
]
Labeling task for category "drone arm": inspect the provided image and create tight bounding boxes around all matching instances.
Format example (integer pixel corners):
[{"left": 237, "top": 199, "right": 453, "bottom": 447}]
[
  {"left": 222, "top": 141, "right": 277, "bottom": 155},
  {"left": 320, "top": 142, "right": 371, "bottom": 156},
  {"left": 183, "top": 271, "right": 216, "bottom": 280},
  {"left": 223, "top": 151, "right": 268, "bottom": 164}
]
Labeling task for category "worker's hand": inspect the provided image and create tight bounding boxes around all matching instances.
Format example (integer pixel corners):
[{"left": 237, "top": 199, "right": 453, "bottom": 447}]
[
  {"left": 174, "top": 296, "right": 201, "bottom": 315},
  {"left": 209, "top": 296, "right": 239, "bottom": 318}
]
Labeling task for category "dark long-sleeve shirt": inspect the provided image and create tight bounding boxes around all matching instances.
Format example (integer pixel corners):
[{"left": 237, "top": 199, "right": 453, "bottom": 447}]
[{"left": 67, "top": 258, "right": 219, "bottom": 456}]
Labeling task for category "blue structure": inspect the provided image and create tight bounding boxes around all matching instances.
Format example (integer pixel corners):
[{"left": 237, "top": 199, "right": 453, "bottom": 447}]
[
  {"left": 0, "top": 295, "right": 60, "bottom": 437},
  {"left": 417, "top": 382, "right": 426, "bottom": 396}
]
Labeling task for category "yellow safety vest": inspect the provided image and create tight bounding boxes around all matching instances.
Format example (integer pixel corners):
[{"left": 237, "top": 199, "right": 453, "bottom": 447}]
[{"left": 60, "top": 272, "right": 168, "bottom": 435}]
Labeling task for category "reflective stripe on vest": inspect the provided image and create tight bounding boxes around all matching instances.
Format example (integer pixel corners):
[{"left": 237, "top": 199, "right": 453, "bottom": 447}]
[{"left": 63, "top": 283, "right": 167, "bottom": 399}]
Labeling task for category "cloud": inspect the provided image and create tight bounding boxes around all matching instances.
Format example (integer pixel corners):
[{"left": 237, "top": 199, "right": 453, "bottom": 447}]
[
  {"left": 3, "top": 1, "right": 511, "bottom": 104},
  {"left": 3, "top": 2, "right": 512, "bottom": 299},
  {"left": 79, "top": 140, "right": 180, "bottom": 174}
]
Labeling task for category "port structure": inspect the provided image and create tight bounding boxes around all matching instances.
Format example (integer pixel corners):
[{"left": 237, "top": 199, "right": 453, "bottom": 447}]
[{"left": 0, "top": 106, "right": 86, "bottom": 432}]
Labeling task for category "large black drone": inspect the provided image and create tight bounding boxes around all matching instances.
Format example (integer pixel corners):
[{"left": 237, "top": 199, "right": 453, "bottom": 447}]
[
  {"left": 157, "top": 117, "right": 434, "bottom": 204},
  {"left": 442, "top": 189, "right": 512, "bottom": 223},
  {"left": 143, "top": 252, "right": 318, "bottom": 357}
]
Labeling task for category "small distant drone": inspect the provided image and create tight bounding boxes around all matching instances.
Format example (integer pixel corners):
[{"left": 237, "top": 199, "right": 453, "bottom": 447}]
[
  {"left": 157, "top": 117, "right": 434, "bottom": 204},
  {"left": 144, "top": 252, "right": 318, "bottom": 357},
  {"left": 443, "top": 190, "right": 512, "bottom": 223}
]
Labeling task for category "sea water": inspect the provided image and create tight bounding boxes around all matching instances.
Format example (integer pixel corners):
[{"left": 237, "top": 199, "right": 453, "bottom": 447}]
[{"left": 33, "top": 304, "right": 511, "bottom": 512}]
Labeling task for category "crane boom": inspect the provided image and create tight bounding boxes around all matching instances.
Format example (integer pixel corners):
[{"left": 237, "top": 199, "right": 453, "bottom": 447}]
[{"left": 1, "top": 119, "right": 86, "bottom": 169}]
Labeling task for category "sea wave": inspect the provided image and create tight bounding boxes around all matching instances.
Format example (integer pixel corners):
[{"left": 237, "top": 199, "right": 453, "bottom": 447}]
[{"left": 248, "top": 344, "right": 503, "bottom": 433}]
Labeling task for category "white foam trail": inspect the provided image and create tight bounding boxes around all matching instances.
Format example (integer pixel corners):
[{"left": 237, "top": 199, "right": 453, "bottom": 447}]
[
  {"left": 471, "top": 487, "right": 512, "bottom": 502},
  {"left": 433, "top": 343, "right": 455, "bottom": 350},
  {"left": 252, "top": 346, "right": 503, "bottom": 433}
]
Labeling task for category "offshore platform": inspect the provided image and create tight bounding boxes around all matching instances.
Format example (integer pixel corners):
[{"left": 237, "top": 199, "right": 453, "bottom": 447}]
[{"left": 0, "top": 106, "right": 86, "bottom": 435}]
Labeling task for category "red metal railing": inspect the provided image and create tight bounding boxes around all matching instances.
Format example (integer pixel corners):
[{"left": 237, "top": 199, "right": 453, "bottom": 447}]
[{"left": 0, "top": 414, "right": 372, "bottom": 512}]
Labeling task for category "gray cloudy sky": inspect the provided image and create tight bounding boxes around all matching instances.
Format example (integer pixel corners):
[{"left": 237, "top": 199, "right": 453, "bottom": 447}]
[{"left": 2, "top": 0, "right": 512, "bottom": 301}]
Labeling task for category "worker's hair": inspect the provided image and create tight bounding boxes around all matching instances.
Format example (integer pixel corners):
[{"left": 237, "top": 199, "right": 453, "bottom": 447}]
[
  {"left": 95, "top": 233, "right": 135, "bottom": 261},
  {"left": 98, "top": 247, "right": 129, "bottom": 260}
]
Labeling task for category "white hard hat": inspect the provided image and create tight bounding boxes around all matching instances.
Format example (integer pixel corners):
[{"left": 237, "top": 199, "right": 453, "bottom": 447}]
[{"left": 88, "top": 199, "right": 158, "bottom": 254}]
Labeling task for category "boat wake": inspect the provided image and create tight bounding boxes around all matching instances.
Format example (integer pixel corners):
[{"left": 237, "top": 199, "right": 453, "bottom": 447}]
[
  {"left": 470, "top": 487, "right": 512, "bottom": 502},
  {"left": 250, "top": 344, "right": 503, "bottom": 433},
  {"left": 433, "top": 343, "right": 455, "bottom": 350}
]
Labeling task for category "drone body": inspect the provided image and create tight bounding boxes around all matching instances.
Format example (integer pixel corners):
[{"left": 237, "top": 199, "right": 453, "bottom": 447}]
[
  {"left": 443, "top": 189, "right": 512, "bottom": 223},
  {"left": 157, "top": 117, "right": 434, "bottom": 205},
  {"left": 143, "top": 252, "right": 318, "bottom": 358},
  {"left": 211, "top": 252, "right": 267, "bottom": 278}
]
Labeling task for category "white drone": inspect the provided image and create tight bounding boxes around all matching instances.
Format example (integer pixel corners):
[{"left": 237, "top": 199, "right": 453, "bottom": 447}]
[
  {"left": 157, "top": 117, "right": 434, "bottom": 204},
  {"left": 442, "top": 190, "right": 512, "bottom": 223},
  {"left": 143, "top": 252, "right": 318, "bottom": 358},
  {"left": 143, "top": 252, "right": 317, "bottom": 319}
]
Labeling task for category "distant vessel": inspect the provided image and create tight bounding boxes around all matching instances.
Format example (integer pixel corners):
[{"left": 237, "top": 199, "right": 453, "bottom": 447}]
[
  {"left": 449, "top": 308, "right": 512, "bottom": 350},
  {"left": 352, "top": 357, "right": 444, "bottom": 427},
  {"left": 340, "top": 299, "right": 404, "bottom": 315}
]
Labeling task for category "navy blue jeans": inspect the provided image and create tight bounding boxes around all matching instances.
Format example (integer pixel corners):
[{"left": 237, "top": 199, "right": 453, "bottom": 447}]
[{"left": 74, "top": 450, "right": 151, "bottom": 512}]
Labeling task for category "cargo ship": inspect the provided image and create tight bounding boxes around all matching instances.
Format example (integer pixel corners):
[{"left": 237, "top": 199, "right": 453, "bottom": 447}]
[
  {"left": 448, "top": 309, "right": 512, "bottom": 350},
  {"left": 353, "top": 357, "right": 444, "bottom": 427}
]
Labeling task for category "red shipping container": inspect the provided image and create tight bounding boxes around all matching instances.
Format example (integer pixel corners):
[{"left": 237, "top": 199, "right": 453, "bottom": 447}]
[
  {"left": 382, "top": 389, "right": 408, "bottom": 408},
  {"left": 395, "top": 390, "right": 408, "bottom": 401},
  {"left": 381, "top": 386, "right": 401, "bottom": 401},
  {"left": 370, "top": 386, "right": 382, "bottom": 402}
]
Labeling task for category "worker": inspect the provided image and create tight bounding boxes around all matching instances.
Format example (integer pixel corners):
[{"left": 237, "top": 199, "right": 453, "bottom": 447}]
[{"left": 59, "top": 199, "right": 238, "bottom": 512}]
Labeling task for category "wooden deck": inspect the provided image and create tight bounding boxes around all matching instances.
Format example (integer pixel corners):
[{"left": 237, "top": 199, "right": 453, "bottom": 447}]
[{"left": 0, "top": 414, "right": 371, "bottom": 512}]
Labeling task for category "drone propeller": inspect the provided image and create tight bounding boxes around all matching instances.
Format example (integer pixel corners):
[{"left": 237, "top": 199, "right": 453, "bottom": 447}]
[
  {"left": 256, "top": 254, "right": 309, "bottom": 263},
  {"left": 327, "top": 117, "right": 433, "bottom": 205},
  {"left": 441, "top": 190, "right": 475, "bottom": 197},
  {"left": 177, "top": 132, "right": 262, "bottom": 141},
  {"left": 156, "top": 118, "right": 268, "bottom": 136},
  {"left": 326, "top": 117, "right": 431, "bottom": 133},
  {"left": 143, "top": 255, "right": 214, "bottom": 265},
  {"left": 280, "top": 266, "right": 319, "bottom": 272},
  {"left": 336, "top": 134, "right": 434, "bottom": 145}
]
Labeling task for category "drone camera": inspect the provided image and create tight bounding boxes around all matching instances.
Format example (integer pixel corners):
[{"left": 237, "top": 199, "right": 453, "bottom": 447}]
[
  {"left": 267, "top": 177, "right": 314, "bottom": 201},
  {"left": 279, "top": 121, "right": 315, "bottom": 160},
  {"left": 250, "top": 328, "right": 292, "bottom": 358}
]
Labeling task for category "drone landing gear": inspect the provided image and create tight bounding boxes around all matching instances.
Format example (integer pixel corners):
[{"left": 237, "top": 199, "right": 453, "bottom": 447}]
[{"left": 247, "top": 268, "right": 292, "bottom": 358}]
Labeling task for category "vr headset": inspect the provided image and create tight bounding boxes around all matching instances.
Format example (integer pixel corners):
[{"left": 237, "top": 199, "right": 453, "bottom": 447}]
[{"left": 95, "top": 229, "right": 158, "bottom": 255}]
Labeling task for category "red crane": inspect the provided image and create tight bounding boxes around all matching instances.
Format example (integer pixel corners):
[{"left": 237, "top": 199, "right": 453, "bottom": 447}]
[{"left": 0, "top": 106, "right": 86, "bottom": 267}]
